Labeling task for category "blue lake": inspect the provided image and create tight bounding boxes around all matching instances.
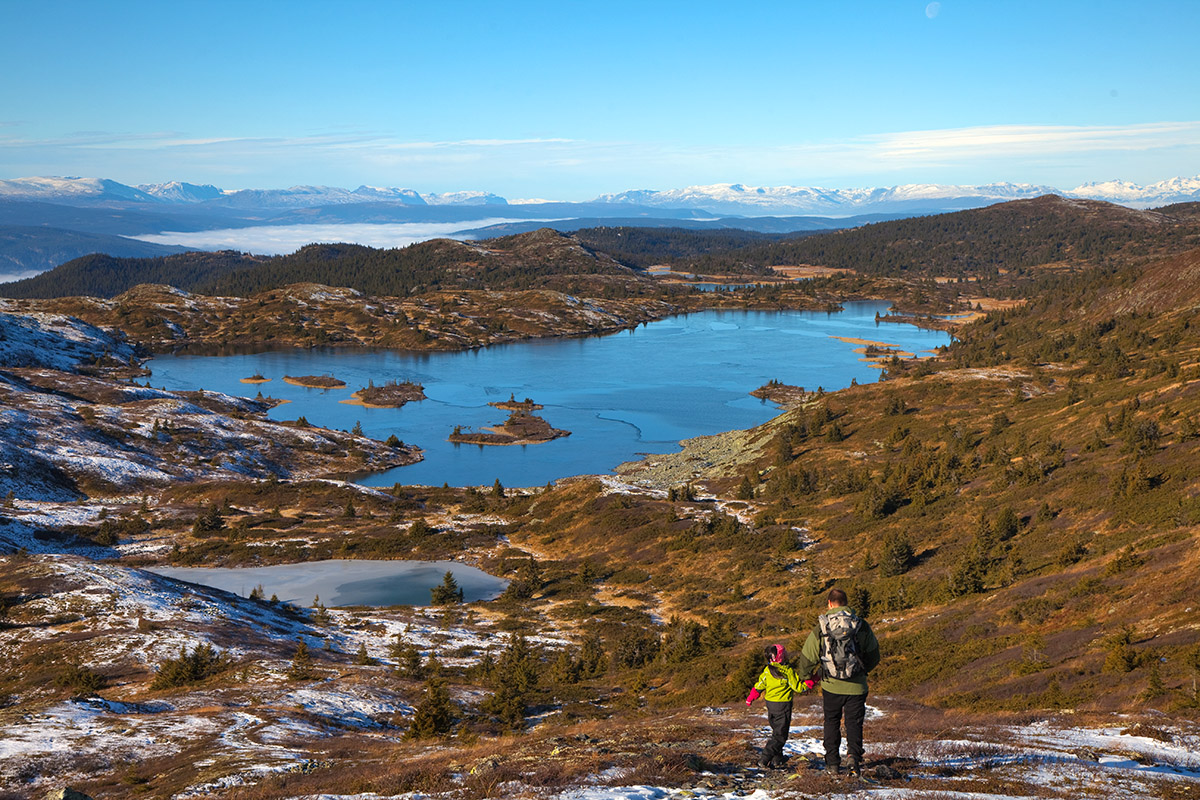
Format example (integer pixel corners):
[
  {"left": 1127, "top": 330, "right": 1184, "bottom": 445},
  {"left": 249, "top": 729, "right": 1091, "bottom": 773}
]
[
  {"left": 147, "top": 303, "right": 950, "bottom": 488},
  {"left": 148, "top": 559, "right": 507, "bottom": 607}
]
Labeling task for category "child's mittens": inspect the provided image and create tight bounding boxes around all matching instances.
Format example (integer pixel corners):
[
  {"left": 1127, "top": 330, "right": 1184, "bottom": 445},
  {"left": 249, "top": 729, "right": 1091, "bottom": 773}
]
[
  {"left": 802, "top": 679, "right": 816, "bottom": 692},
  {"left": 745, "top": 688, "right": 761, "bottom": 705}
]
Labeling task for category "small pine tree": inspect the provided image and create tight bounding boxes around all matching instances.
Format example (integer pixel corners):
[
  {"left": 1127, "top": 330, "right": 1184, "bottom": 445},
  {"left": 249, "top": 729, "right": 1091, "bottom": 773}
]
[
  {"left": 502, "top": 557, "right": 543, "bottom": 601},
  {"left": 879, "top": 531, "right": 914, "bottom": 577},
  {"left": 352, "top": 420, "right": 364, "bottom": 436},
  {"left": 343, "top": 497, "right": 357, "bottom": 519},
  {"left": 311, "top": 596, "right": 330, "bottom": 625},
  {"left": 355, "top": 643, "right": 374, "bottom": 666},
  {"left": 994, "top": 506, "right": 1020, "bottom": 541},
  {"left": 1142, "top": 659, "right": 1166, "bottom": 700},
  {"left": 945, "top": 548, "right": 986, "bottom": 597},
  {"left": 578, "top": 632, "right": 607, "bottom": 677},
  {"left": 1103, "top": 627, "right": 1140, "bottom": 674},
  {"left": 577, "top": 559, "right": 599, "bottom": 586},
  {"left": 288, "top": 639, "right": 315, "bottom": 680},
  {"left": 422, "top": 654, "right": 442, "bottom": 677},
  {"left": 191, "top": 502, "right": 225, "bottom": 536},
  {"left": 481, "top": 633, "right": 540, "bottom": 728},
  {"left": 405, "top": 677, "right": 454, "bottom": 739},
  {"left": 736, "top": 474, "right": 755, "bottom": 501},
  {"left": 430, "top": 571, "right": 463, "bottom": 605},
  {"left": 550, "top": 648, "right": 582, "bottom": 685},
  {"left": 492, "top": 478, "right": 505, "bottom": 498}
]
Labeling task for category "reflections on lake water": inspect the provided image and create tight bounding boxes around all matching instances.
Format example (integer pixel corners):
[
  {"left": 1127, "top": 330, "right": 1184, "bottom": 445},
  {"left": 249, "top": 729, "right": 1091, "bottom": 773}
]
[
  {"left": 147, "top": 304, "right": 950, "bottom": 487},
  {"left": 147, "top": 559, "right": 508, "bottom": 607}
]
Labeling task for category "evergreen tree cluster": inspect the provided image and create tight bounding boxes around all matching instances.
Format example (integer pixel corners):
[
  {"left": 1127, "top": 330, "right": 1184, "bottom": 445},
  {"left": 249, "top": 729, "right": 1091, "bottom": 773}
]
[{"left": 151, "top": 643, "right": 231, "bottom": 689}]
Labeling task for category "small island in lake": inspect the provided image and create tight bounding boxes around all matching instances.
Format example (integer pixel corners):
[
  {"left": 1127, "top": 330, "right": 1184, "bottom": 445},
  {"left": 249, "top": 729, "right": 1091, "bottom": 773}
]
[
  {"left": 240, "top": 373, "right": 271, "bottom": 384},
  {"left": 488, "top": 393, "right": 543, "bottom": 412},
  {"left": 449, "top": 410, "right": 570, "bottom": 446},
  {"left": 828, "top": 335, "right": 914, "bottom": 368},
  {"left": 341, "top": 379, "right": 426, "bottom": 408},
  {"left": 750, "top": 379, "right": 813, "bottom": 407},
  {"left": 283, "top": 374, "right": 347, "bottom": 389}
]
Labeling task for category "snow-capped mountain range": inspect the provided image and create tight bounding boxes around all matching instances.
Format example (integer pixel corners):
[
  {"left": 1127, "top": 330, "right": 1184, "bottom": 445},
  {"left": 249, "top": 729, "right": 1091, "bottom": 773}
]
[
  {"left": 0, "top": 177, "right": 507, "bottom": 208},
  {"left": 595, "top": 176, "right": 1200, "bottom": 215},
  {"left": 1, "top": 174, "right": 1198, "bottom": 216}
]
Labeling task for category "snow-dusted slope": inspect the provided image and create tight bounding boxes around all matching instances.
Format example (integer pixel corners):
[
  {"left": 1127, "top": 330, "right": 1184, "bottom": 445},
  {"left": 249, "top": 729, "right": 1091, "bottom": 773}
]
[
  {"left": 0, "top": 304, "right": 135, "bottom": 370},
  {"left": 205, "top": 184, "right": 427, "bottom": 208},
  {"left": 1069, "top": 175, "right": 1200, "bottom": 206},
  {"left": 137, "top": 181, "right": 226, "bottom": 203},
  {"left": 0, "top": 176, "right": 156, "bottom": 203},
  {"left": 423, "top": 190, "right": 508, "bottom": 206}
]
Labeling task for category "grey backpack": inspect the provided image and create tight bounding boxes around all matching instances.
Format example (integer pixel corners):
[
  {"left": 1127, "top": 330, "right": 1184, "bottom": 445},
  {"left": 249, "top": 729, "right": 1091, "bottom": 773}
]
[{"left": 818, "top": 608, "right": 864, "bottom": 680}]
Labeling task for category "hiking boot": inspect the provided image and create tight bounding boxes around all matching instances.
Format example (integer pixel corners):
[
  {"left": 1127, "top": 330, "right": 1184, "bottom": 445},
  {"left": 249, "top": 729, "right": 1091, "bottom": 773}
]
[
  {"left": 757, "top": 756, "right": 772, "bottom": 768},
  {"left": 846, "top": 761, "right": 861, "bottom": 778},
  {"left": 826, "top": 761, "right": 842, "bottom": 776},
  {"left": 768, "top": 759, "right": 788, "bottom": 770}
]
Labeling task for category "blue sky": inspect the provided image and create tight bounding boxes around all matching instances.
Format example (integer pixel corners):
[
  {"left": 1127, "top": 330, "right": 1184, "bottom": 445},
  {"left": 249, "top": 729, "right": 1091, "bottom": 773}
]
[{"left": 2, "top": 0, "right": 1198, "bottom": 198}]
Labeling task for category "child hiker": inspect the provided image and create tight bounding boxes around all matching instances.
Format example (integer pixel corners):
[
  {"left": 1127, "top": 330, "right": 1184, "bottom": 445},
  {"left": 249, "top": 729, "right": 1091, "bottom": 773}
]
[{"left": 745, "top": 644, "right": 815, "bottom": 769}]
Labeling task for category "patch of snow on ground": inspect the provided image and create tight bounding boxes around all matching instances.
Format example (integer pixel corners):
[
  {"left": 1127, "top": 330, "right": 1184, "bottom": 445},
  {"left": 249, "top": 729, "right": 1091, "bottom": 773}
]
[{"left": 283, "top": 685, "right": 409, "bottom": 729}]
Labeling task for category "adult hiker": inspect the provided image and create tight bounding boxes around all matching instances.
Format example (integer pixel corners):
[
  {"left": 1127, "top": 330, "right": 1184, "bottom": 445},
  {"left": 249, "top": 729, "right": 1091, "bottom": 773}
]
[
  {"left": 744, "top": 644, "right": 815, "bottom": 768},
  {"left": 795, "top": 587, "right": 879, "bottom": 778}
]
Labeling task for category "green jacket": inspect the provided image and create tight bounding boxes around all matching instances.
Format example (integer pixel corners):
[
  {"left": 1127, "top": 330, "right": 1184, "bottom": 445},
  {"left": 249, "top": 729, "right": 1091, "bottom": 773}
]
[
  {"left": 796, "top": 607, "right": 880, "bottom": 696},
  {"left": 752, "top": 661, "right": 806, "bottom": 702}
]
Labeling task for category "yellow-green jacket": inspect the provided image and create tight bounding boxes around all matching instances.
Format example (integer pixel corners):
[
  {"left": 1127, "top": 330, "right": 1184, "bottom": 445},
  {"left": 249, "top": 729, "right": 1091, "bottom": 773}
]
[{"left": 746, "top": 662, "right": 806, "bottom": 704}]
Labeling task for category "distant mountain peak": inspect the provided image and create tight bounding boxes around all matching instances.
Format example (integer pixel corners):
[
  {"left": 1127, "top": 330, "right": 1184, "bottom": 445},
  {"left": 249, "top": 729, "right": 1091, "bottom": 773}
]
[
  {"left": 422, "top": 190, "right": 508, "bottom": 206},
  {"left": 138, "top": 181, "right": 225, "bottom": 203},
  {"left": 0, "top": 176, "right": 155, "bottom": 202}
]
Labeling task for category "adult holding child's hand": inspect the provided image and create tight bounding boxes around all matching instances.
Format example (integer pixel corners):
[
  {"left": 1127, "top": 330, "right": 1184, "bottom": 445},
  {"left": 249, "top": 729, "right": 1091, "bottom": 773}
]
[{"left": 794, "top": 587, "right": 880, "bottom": 779}]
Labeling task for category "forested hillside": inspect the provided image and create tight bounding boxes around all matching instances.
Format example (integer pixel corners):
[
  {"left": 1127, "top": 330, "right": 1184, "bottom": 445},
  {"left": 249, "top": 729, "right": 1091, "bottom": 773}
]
[
  {"left": 0, "top": 229, "right": 653, "bottom": 299},
  {"left": 570, "top": 226, "right": 804, "bottom": 271},
  {"left": 688, "top": 196, "right": 1200, "bottom": 277},
  {"left": 0, "top": 250, "right": 264, "bottom": 299}
]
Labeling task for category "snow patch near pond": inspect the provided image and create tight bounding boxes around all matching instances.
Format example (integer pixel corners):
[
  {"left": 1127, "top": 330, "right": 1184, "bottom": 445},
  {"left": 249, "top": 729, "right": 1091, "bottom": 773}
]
[{"left": 283, "top": 686, "right": 411, "bottom": 729}]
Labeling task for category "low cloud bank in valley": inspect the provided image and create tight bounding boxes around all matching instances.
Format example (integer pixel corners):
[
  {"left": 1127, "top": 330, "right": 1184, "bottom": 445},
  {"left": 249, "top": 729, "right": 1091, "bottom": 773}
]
[{"left": 131, "top": 219, "right": 555, "bottom": 255}]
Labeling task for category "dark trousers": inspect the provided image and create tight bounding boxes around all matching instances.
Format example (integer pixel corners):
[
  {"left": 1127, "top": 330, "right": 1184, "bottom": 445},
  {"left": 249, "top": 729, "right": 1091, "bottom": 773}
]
[
  {"left": 822, "top": 691, "right": 866, "bottom": 768},
  {"left": 762, "top": 699, "right": 793, "bottom": 765}
]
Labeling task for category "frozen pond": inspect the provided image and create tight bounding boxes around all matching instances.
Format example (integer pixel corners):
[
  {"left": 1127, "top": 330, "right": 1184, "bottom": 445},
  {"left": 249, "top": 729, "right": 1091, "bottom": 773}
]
[{"left": 147, "top": 559, "right": 507, "bottom": 607}]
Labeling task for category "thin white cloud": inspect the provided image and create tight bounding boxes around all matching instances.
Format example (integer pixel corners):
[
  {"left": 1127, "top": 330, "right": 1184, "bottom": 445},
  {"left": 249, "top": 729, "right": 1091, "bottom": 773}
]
[{"left": 868, "top": 122, "right": 1200, "bottom": 160}]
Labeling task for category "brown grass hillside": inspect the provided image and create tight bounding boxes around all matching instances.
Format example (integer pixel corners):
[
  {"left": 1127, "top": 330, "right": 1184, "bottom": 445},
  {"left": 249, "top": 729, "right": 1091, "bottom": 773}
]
[{"left": 499, "top": 247, "right": 1200, "bottom": 714}]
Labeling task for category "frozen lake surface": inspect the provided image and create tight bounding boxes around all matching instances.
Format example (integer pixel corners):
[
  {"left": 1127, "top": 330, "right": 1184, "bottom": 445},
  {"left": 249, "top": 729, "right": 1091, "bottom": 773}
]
[{"left": 147, "top": 559, "right": 508, "bottom": 606}]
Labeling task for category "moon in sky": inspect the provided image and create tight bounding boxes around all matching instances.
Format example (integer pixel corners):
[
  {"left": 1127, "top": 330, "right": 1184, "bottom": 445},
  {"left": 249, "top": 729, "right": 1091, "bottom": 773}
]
[{"left": 926, "top": 2, "right": 941, "bottom": 18}]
